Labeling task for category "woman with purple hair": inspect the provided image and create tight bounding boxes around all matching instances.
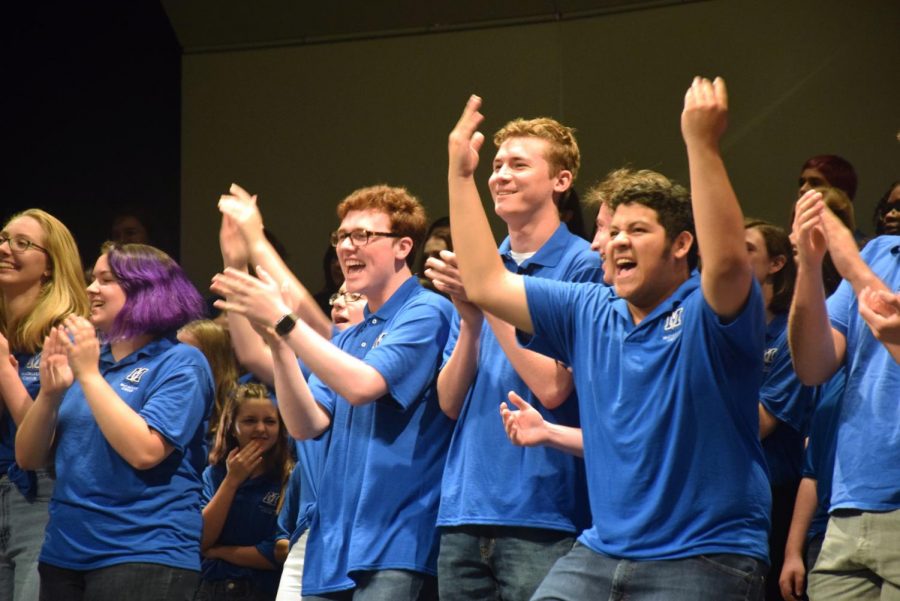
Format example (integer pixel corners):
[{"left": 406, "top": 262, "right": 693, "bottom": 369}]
[{"left": 16, "top": 242, "right": 214, "bottom": 601}]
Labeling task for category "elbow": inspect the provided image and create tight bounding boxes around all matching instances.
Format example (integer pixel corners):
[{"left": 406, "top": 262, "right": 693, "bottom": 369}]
[
  {"left": 534, "top": 388, "right": 568, "bottom": 411},
  {"left": 126, "top": 448, "right": 169, "bottom": 471},
  {"left": 439, "top": 400, "right": 460, "bottom": 420},
  {"left": 15, "top": 452, "right": 45, "bottom": 471}
]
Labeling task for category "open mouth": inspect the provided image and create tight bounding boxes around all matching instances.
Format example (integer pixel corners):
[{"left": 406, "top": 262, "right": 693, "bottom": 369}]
[
  {"left": 614, "top": 258, "right": 637, "bottom": 278},
  {"left": 344, "top": 260, "right": 365, "bottom": 275}
]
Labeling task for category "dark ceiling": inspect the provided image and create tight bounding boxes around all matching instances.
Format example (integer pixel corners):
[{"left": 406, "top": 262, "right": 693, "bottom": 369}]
[{"left": 162, "top": 0, "right": 701, "bottom": 52}]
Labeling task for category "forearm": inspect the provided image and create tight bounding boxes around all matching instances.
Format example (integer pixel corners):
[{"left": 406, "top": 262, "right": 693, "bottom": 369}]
[
  {"left": 448, "top": 175, "right": 533, "bottom": 332},
  {"left": 227, "top": 312, "right": 275, "bottom": 386},
  {"left": 0, "top": 366, "right": 34, "bottom": 425},
  {"left": 788, "top": 264, "right": 842, "bottom": 384},
  {"left": 486, "top": 315, "right": 573, "bottom": 409},
  {"left": 437, "top": 316, "right": 482, "bottom": 420},
  {"left": 784, "top": 477, "right": 818, "bottom": 561},
  {"left": 14, "top": 391, "right": 60, "bottom": 469},
  {"left": 249, "top": 238, "right": 332, "bottom": 339},
  {"left": 542, "top": 423, "right": 584, "bottom": 457},
  {"left": 282, "top": 320, "right": 387, "bottom": 405},
  {"left": 271, "top": 340, "right": 331, "bottom": 439},
  {"left": 201, "top": 479, "right": 240, "bottom": 550},
  {"left": 205, "top": 545, "right": 276, "bottom": 570},
  {"left": 686, "top": 144, "right": 752, "bottom": 317},
  {"left": 79, "top": 373, "right": 172, "bottom": 469}
]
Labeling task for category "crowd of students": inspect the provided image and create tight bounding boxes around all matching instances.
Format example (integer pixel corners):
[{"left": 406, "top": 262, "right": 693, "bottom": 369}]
[{"left": 0, "top": 76, "right": 898, "bottom": 601}]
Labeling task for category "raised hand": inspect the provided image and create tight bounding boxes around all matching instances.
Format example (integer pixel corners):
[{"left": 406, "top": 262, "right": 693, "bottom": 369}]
[
  {"left": 499, "top": 391, "right": 549, "bottom": 447},
  {"left": 792, "top": 190, "right": 827, "bottom": 268},
  {"left": 858, "top": 287, "right": 900, "bottom": 345},
  {"left": 219, "top": 213, "right": 250, "bottom": 269},
  {"left": 224, "top": 440, "right": 264, "bottom": 484},
  {"left": 448, "top": 95, "right": 486, "bottom": 179},
  {"left": 218, "top": 183, "right": 265, "bottom": 245},
  {"left": 39, "top": 326, "right": 74, "bottom": 398},
  {"left": 424, "top": 250, "right": 483, "bottom": 323},
  {"left": 62, "top": 316, "right": 102, "bottom": 380},
  {"left": 681, "top": 76, "right": 728, "bottom": 150},
  {"left": 212, "top": 266, "right": 293, "bottom": 328}
]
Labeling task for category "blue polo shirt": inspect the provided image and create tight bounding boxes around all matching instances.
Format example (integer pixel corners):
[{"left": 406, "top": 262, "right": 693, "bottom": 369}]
[
  {"left": 438, "top": 225, "right": 600, "bottom": 533},
  {"left": 40, "top": 336, "right": 214, "bottom": 570},
  {"left": 301, "top": 277, "right": 454, "bottom": 595},
  {"left": 200, "top": 465, "right": 282, "bottom": 594},
  {"left": 523, "top": 274, "right": 771, "bottom": 561},
  {"left": 826, "top": 235, "right": 900, "bottom": 511},
  {"left": 802, "top": 367, "right": 846, "bottom": 540},
  {"left": 0, "top": 351, "right": 42, "bottom": 499},
  {"left": 759, "top": 313, "right": 816, "bottom": 487}
]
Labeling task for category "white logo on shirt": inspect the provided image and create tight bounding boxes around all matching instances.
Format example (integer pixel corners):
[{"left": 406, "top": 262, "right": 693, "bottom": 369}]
[
  {"left": 124, "top": 367, "right": 150, "bottom": 384},
  {"left": 663, "top": 307, "right": 684, "bottom": 332},
  {"left": 262, "top": 491, "right": 280, "bottom": 507},
  {"left": 373, "top": 332, "right": 387, "bottom": 348},
  {"left": 763, "top": 347, "right": 779, "bottom": 365},
  {"left": 24, "top": 354, "right": 41, "bottom": 370}
]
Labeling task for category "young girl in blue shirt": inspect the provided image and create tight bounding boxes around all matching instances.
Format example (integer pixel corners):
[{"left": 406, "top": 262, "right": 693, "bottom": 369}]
[{"left": 197, "top": 382, "right": 293, "bottom": 601}]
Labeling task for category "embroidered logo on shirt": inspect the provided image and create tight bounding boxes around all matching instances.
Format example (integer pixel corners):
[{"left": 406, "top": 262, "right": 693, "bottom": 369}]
[
  {"left": 373, "top": 332, "right": 387, "bottom": 348},
  {"left": 262, "top": 491, "right": 280, "bottom": 507},
  {"left": 124, "top": 367, "right": 150, "bottom": 384},
  {"left": 24, "top": 354, "right": 41, "bottom": 370},
  {"left": 763, "top": 347, "right": 779, "bottom": 365},
  {"left": 663, "top": 307, "right": 684, "bottom": 332}
]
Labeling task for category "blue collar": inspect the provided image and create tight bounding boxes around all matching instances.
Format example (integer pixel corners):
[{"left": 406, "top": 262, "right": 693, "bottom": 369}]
[
  {"left": 99, "top": 335, "right": 177, "bottom": 370},
  {"left": 499, "top": 223, "right": 581, "bottom": 271},
  {"left": 363, "top": 276, "right": 421, "bottom": 323},
  {"left": 611, "top": 273, "right": 700, "bottom": 327}
]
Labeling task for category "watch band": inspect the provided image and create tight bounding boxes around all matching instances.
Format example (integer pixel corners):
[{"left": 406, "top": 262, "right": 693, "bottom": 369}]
[{"left": 274, "top": 312, "right": 299, "bottom": 337}]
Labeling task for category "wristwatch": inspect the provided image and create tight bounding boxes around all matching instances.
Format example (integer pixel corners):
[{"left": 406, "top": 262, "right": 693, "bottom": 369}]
[{"left": 274, "top": 312, "right": 299, "bottom": 337}]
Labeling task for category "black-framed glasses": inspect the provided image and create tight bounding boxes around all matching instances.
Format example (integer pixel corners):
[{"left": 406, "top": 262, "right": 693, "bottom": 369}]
[
  {"left": 329, "top": 292, "right": 365, "bottom": 306},
  {"left": 330, "top": 229, "right": 401, "bottom": 248},
  {"left": 0, "top": 234, "right": 49, "bottom": 254}
]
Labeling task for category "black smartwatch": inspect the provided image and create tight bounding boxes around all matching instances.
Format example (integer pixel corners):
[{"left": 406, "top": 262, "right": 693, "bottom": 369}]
[{"left": 274, "top": 312, "right": 299, "bottom": 337}]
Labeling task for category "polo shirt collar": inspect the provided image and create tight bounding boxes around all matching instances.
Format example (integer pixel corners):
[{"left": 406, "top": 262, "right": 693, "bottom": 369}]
[
  {"left": 611, "top": 272, "right": 700, "bottom": 327},
  {"left": 499, "top": 223, "right": 575, "bottom": 271},
  {"left": 99, "top": 334, "right": 176, "bottom": 370},
  {"left": 363, "top": 276, "right": 420, "bottom": 323}
]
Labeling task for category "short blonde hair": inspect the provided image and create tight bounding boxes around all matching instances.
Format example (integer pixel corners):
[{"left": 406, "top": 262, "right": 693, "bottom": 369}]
[{"left": 494, "top": 118, "right": 580, "bottom": 180}]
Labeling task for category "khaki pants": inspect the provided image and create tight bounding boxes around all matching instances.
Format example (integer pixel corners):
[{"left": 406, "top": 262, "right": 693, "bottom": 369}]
[{"left": 808, "top": 509, "right": 900, "bottom": 600}]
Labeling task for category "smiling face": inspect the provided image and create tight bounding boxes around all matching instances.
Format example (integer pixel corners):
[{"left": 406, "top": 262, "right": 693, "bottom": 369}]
[
  {"left": 86, "top": 254, "right": 127, "bottom": 333},
  {"left": 233, "top": 396, "right": 280, "bottom": 453},
  {"left": 608, "top": 203, "right": 691, "bottom": 320},
  {"left": 0, "top": 216, "right": 50, "bottom": 295},
  {"left": 881, "top": 184, "right": 900, "bottom": 235},
  {"left": 330, "top": 284, "right": 367, "bottom": 331},
  {"left": 335, "top": 209, "right": 409, "bottom": 299},
  {"left": 489, "top": 137, "right": 570, "bottom": 223}
]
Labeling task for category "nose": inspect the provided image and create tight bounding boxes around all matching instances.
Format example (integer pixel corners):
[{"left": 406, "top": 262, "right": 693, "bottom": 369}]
[{"left": 86, "top": 279, "right": 99, "bottom": 293}]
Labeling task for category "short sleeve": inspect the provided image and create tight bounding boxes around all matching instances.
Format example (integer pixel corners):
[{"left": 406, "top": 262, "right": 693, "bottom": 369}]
[{"left": 140, "top": 350, "right": 213, "bottom": 452}]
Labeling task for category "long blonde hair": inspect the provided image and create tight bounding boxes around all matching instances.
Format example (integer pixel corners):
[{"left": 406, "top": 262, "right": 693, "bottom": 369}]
[{"left": 0, "top": 209, "right": 88, "bottom": 353}]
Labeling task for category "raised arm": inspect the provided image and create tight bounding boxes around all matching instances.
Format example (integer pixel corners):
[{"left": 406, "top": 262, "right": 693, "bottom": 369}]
[
  {"left": 821, "top": 208, "right": 890, "bottom": 296},
  {"left": 15, "top": 327, "right": 69, "bottom": 469},
  {"left": 268, "top": 334, "right": 332, "bottom": 439},
  {"left": 788, "top": 191, "right": 846, "bottom": 384},
  {"left": 219, "top": 183, "right": 333, "bottom": 340},
  {"left": 212, "top": 267, "right": 388, "bottom": 406},
  {"left": 426, "top": 251, "right": 484, "bottom": 419},
  {"left": 681, "top": 77, "right": 752, "bottom": 319},
  {"left": 447, "top": 96, "right": 532, "bottom": 332}
]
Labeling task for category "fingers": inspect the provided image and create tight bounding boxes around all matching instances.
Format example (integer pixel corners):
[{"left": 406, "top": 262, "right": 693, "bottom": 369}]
[
  {"left": 506, "top": 390, "right": 531, "bottom": 411},
  {"left": 230, "top": 182, "right": 251, "bottom": 200},
  {"left": 453, "top": 95, "right": 484, "bottom": 138},
  {"left": 713, "top": 76, "right": 727, "bottom": 108}
]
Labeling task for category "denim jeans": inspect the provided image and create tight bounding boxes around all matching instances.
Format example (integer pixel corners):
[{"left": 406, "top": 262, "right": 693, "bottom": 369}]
[
  {"left": 301, "top": 569, "right": 436, "bottom": 601},
  {"left": 438, "top": 525, "right": 575, "bottom": 601},
  {"left": 808, "top": 509, "right": 900, "bottom": 600},
  {"left": 195, "top": 578, "right": 274, "bottom": 601},
  {"left": 531, "top": 542, "right": 766, "bottom": 600},
  {"left": 0, "top": 471, "right": 52, "bottom": 601},
  {"left": 39, "top": 561, "right": 199, "bottom": 601}
]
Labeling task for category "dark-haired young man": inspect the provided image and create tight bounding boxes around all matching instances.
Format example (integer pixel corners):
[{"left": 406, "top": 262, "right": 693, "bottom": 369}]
[{"left": 445, "top": 77, "right": 770, "bottom": 599}]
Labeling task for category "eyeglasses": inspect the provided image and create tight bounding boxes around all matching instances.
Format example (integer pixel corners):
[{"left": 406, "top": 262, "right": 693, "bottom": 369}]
[
  {"left": 330, "top": 229, "right": 401, "bottom": 248},
  {"left": 329, "top": 292, "right": 365, "bottom": 306},
  {"left": 0, "top": 234, "right": 49, "bottom": 254}
]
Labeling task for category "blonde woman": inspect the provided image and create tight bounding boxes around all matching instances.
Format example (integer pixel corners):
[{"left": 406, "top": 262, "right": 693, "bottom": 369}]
[{"left": 0, "top": 209, "right": 88, "bottom": 601}]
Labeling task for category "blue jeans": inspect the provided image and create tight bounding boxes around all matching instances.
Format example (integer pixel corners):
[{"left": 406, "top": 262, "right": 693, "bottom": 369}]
[
  {"left": 531, "top": 542, "right": 766, "bottom": 600},
  {"left": 195, "top": 578, "right": 274, "bottom": 601},
  {"left": 0, "top": 471, "right": 52, "bottom": 601},
  {"left": 39, "top": 562, "right": 199, "bottom": 601},
  {"left": 438, "top": 525, "right": 575, "bottom": 601},
  {"left": 302, "top": 570, "right": 436, "bottom": 601}
]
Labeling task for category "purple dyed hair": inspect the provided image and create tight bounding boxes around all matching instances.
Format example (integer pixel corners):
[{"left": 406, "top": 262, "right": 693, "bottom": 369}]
[
  {"left": 100, "top": 242, "right": 204, "bottom": 341},
  {"left": 801, "top": 155, "right": 858, "bottom": 200}
]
